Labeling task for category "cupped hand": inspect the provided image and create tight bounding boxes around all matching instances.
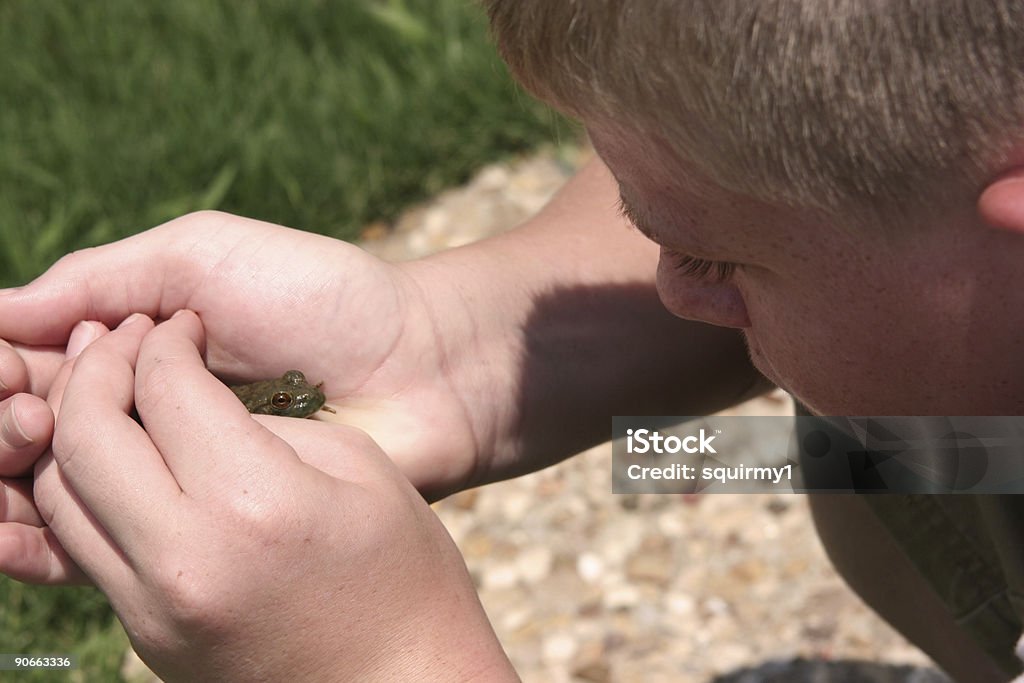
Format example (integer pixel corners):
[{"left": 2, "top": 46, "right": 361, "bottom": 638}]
[
  {"left": 0, "top": 212, "right": 480, "bottom": 497},
  {"left": 29, "top": 310, "right": 515, "bottom": 682}
]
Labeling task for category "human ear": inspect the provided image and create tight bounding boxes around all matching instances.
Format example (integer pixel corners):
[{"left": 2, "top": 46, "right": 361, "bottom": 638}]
[{"left": 977, "top": 167, "right": 1024, "bottom": 233}]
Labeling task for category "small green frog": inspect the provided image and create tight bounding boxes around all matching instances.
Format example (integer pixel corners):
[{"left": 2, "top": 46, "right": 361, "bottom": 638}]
[{"left": 229, "top": 370, "right": 335, "bottom": 418}]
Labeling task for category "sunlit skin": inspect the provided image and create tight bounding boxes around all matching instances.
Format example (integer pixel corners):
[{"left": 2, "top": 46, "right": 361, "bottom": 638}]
[{"left": 588, "top": 123, "right": 1024, "bottom": 417}]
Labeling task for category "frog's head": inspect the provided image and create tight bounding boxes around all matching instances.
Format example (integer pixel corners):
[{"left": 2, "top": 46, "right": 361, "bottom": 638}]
[{"left": 266, "top": 371, "right": 327, "bottom": 418}]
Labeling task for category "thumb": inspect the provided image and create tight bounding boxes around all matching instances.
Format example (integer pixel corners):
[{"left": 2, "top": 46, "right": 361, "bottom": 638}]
[{"left": 0, "top": 225, "right": 204, "bottom": 345}]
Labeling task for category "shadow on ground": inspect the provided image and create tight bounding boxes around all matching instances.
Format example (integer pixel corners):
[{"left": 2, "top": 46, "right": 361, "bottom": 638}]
[{"left": 710, "top": 657, "right": 951, "bottom": 683}]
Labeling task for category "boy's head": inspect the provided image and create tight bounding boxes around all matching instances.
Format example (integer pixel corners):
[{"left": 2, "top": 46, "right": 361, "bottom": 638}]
[
  {"left": 486, "top": 1, "right": 1024, "bottom": 416},
  {"left": 487, "top": 1, "right": 1024, "bottom": 219}
]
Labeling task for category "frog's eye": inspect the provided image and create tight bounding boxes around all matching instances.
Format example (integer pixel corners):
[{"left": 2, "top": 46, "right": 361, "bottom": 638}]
[{"left": 271, "top": 392, "right": 293, "bottom": 410}]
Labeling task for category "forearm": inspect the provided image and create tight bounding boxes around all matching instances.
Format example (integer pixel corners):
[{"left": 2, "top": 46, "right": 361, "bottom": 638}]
[{"left": 401, "top": 158, "right": 769, "bottom": 485}]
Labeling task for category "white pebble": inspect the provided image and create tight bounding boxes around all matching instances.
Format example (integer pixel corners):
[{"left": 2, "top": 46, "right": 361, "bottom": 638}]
[
  {"left": 542, "top": 633, "right": 578, "bottom": 664},
  {"left": 576, "top": 552, "right": 605, "bottom": 584},
  {"left": 482, "top": 562, "right": 519, "bottom": 590},
  {"left": 603, "top": 584, "right": 640, "bottom": 610},
  {"left": 517, "top": 546, "right": 553, "bottom": 583}
]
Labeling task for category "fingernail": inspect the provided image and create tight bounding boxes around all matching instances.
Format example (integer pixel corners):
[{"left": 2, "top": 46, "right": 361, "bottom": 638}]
[
  {"left": 117, "top": 312, "right": 147, "bottom": 329},
  {"left": 1, "top": 397, "right": 33, "bottom": 448},
  {"left": 66, "top": 321, "right": 102, "bottom": 359},
  {"left": 171, "top": 309, "right": 190, "bottom": 319}
]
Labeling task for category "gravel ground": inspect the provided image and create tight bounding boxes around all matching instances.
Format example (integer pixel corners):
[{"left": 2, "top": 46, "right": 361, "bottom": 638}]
[{"left": 362, "top": 146, "right": 952, "bottom": 683}]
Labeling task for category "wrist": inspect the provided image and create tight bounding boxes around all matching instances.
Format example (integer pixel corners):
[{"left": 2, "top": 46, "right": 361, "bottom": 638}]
[
  {"left": 354, "top": 617, "right": 519, "bottom": 683},
  {"left": 396, "top": 252, "right": 521, "bottom": 476},
  {"left": 323, "top": 527, "right": 520, "bottom": 683}
]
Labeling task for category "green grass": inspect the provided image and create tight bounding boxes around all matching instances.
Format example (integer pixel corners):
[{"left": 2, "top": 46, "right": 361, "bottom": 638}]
[
  {"left": 0, "top": 582, "right": 128, "bottom": 682},
  {"left": 0, "top": 2, "right": 574, "bottom": 679},
  {"left": 0, "top": 0, "right": 576, "bottom": 287}
]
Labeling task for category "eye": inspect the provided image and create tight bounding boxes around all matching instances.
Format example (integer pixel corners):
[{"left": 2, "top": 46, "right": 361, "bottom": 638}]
[
  {"left": 669, "top": 251, "right": 736, "bottom": 282},
  {"left": 271, "top": 392, "right": 293, "bottom": 409}
]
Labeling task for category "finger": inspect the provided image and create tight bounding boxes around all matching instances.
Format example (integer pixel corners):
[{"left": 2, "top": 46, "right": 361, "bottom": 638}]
[
  {"left": 135, "top": 309, "right": 293, "bottom": 494},
  {"left": 0, "top": 340, "right": 28, "bottom": 400},
  {"left": 0, "top": 477, "right": 43, "bottom": 526},
  {"left": 46, "top": 320, "right": 110, "bottom": 419},
  {"left": 8, "top": 343, "right": 65, "bottom": 398},
  {"left": 0, "top": 394, "right": 55, "bottom": 477},
  {"left": 253, "top": 418, "right": 424, "bottom": 506},
  {"left": 0, "top": 321, "right": 99, "bottom": 402},
  {"left": 32, "top": 451, "right": 132, "bottom": 589},
  {"left": 0, "top": 219, "right": 211, "bottom": 345},
  {"left": 0, "top": 522, "right": 90, "bottom": 585},
  {"left": 50, "top": 314, "right": 182, "bottom": 550},
  {"left": 253, "top": 417, "right": 391, "bottom": 483}
]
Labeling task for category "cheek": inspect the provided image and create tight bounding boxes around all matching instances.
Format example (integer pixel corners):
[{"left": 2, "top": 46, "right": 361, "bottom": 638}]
[
  {"left": 733, "top": 234, "right": 882, "bottom": 401},
  {"left": 742, "top": 286, "right": 983, "bottom": 415},
  {"left": 740, "top": 284, "right": 899, "bottom": 413},
  {"left": 744, "top": 322, "right": 867, "bottom": 414}
]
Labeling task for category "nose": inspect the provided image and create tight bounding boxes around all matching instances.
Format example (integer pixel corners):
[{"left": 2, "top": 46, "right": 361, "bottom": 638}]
[{"left": 655, "top": 254, "right": 750, "bottom": 328}]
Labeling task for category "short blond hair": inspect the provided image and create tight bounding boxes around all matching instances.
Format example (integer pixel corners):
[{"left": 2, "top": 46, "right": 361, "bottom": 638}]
[{"left": 485, "top": 1, "right": 1024, "bottom": 223}]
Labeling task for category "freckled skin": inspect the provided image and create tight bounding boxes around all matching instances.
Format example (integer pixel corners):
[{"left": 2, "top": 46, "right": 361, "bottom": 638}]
[{"left": 230, "top": 370, "right": 327, "bottom": 418}]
